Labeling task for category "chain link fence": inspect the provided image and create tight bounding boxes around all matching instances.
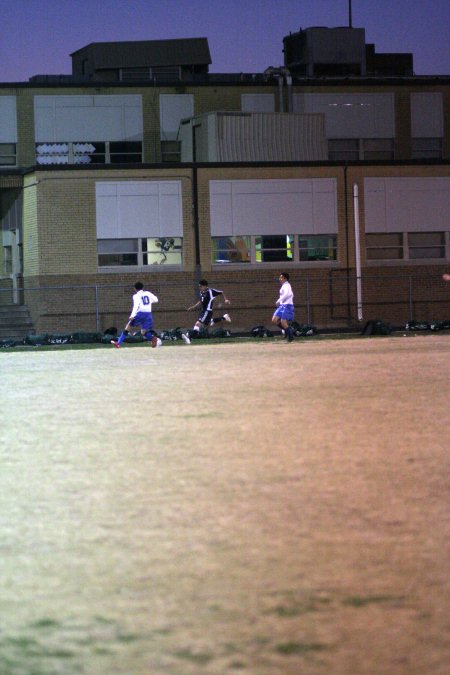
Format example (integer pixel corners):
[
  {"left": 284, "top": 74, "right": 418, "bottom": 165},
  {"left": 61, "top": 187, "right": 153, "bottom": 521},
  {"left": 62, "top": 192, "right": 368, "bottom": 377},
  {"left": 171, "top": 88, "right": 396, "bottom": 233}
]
[{"left": 1, "top": 272, "right": 449, "bottom": 337}]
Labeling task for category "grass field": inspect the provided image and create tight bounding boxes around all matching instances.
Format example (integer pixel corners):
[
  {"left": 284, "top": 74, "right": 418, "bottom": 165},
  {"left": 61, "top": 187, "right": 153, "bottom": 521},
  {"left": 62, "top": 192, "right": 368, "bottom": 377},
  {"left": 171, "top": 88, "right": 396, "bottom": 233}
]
[{"left": 0, "top": 335, "right": 449, "bottom": 674}]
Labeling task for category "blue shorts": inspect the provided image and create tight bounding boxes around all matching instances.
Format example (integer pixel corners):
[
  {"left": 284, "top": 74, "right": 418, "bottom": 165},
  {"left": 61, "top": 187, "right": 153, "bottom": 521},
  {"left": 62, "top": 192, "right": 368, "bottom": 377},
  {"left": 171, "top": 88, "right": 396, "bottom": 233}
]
[
  {"left": 274, "top": 304, "right": 294, "bottom": 322},
  {"left": 129, "top": 312, "right": 153, "bottom": 331}
]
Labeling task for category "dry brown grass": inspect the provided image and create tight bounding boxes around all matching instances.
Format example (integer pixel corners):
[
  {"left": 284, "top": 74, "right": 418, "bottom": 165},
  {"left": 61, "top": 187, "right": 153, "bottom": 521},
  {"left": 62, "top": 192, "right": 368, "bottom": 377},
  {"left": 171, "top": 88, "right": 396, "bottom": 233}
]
[{"left": 0, "top": 335, "right": 449, "bottom": 673}]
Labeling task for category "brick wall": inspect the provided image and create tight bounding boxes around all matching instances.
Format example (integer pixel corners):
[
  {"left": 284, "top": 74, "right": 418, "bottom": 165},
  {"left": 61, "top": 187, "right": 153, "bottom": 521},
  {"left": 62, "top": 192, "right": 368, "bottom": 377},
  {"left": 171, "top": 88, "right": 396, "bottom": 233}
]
[{"left": 16, "top": 162, "right": 450, "bottom": 333}]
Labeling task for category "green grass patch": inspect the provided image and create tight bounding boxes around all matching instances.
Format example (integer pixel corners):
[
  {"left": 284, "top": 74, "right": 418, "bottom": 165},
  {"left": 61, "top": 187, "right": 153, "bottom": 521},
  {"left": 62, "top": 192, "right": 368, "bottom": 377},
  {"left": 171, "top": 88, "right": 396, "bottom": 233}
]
[
  {"left": 275, "top": 641, "right": 326, "bottom": 655},
  {"left": 173, "top": 648, "right": 214, "bottom": 665},
  {"left": 342, "top": 594, "right": 399, "bottom": 608},
  {"left": 29, "top": 619, "right": 60, "bottom": 629}
]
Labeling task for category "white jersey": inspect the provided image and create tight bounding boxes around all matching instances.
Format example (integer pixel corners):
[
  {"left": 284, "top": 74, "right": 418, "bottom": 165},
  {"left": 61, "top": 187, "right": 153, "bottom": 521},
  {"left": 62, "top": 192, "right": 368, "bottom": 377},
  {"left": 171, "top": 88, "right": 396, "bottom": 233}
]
[
  {"left": 277, "top": 280, "right": 294, "bottom": 306},
  {"left": 130, "top": 289, "right": 158, "bottom": 317}
]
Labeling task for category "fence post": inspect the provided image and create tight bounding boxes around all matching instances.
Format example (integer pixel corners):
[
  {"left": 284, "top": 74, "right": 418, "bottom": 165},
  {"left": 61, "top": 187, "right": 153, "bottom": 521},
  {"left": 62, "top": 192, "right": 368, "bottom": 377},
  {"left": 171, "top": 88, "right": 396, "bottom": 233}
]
[
  {"left": 306, "top": 277, "right": 311, "bottom": 326},
  {"left": 409, "top": 276, "right": 413, "bottom": 322},
  {"left": 95, "top": 285, "right": 100, "bottom": 331},
  {"left": 353, "top": 184, "right": 363, "bottom": 322}
]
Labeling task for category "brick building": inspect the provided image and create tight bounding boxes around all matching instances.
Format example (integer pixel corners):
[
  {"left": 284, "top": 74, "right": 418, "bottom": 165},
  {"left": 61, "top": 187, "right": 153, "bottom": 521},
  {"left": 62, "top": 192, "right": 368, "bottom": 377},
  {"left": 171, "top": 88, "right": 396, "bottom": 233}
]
[{"left": 0, "top": 29, "right": 449, "bottom": 334}]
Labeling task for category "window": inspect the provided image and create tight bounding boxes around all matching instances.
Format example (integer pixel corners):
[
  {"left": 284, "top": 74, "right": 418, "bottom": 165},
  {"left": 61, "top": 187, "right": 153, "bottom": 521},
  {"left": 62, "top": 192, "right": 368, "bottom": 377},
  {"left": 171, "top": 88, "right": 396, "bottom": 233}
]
[
  {"left": 0, "top": 143, "right": 16, "bottom": 166},
  {"left": 212, "top": 236, "right": 251, "bottom": 263},
  {"left": 109, "top": 142, "right": 142, "bottom": 164},
  {"left": 160, "top": 94, "right": 194, "bottom": 142},
  {"left": 3, "top": 246, "right": 12, "bottom": 274},
  {"left": 408, "top": 232, "right": 445, "bottom": 259},
  {"left": 366, "top": 233, "right": 404, "bottom": 260},
  {"left": 151, "top": 66, "right": 181, "bottom": 82},
  {"left": 98, "top": 237, "right": 182, "bottom": 267},
  {"left": 36, "top": 141, "right": 142, "bottom": 165},
  {"left": 120, "top": 68, "right": 151, "bottom": 81},
  {"left": 328, "top": 139, "right": 359, "bottom": 161},
  {"left": 411, "top": 138, "right": 442, "bottom": 159},
  {"left": 120, "top": 66, "right": 181, "bottom": 82},
  {"left": 97, "top": 239, "right": 138, "bottom": 266},
  {"left": 366, "top": 232, "right": 447, "bottom": 261},
  {"left": 161, "top": 141, "right": 181, "bottom": 163},
  {"left": 363, "top": 138, "right": 394, "bottom": 160},
  {"left": 299, "top": 235, "right": 337, "bottom": 261},
  {"left": 212, "top": 234, "right": 337, "bottom": 264},
  {"left": 328, "top": 138, "right": 394, "bottom": 161},
  {"left": 256, "top": 235, "right": 293, "bottom": 262},
  {"left": 210, "top": 179, "right": 338, "bottom": 265},
  {"left": 143, "top": 237, "right": 182, "bottom": 265}
]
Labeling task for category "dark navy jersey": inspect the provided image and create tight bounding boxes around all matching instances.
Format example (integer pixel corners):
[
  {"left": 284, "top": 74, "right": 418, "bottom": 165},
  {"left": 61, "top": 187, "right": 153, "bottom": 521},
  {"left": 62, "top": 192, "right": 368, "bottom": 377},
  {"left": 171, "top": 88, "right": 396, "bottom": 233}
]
[{"left": 199, "top": 288, "right": 222, "bottom": 311}]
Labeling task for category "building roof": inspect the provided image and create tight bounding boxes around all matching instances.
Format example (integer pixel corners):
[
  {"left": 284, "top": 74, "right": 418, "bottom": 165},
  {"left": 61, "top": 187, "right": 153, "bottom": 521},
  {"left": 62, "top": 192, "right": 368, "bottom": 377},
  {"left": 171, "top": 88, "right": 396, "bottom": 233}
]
[{"left": 70, "top": 38, "right": 211, "bottom": 69}]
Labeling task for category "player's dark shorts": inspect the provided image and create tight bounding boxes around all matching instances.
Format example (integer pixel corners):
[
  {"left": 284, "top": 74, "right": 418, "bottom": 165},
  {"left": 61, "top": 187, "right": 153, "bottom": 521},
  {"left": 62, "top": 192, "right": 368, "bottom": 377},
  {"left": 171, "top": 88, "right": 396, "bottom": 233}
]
[
  {"left": 198, "top": 309, "right": 213, "bottom": 326},
  {"left": 274, "top": 304, "right": 294, "bottom": 322},
  {"left": 129, "top": 312, "right": 153, "bottom": 331}
]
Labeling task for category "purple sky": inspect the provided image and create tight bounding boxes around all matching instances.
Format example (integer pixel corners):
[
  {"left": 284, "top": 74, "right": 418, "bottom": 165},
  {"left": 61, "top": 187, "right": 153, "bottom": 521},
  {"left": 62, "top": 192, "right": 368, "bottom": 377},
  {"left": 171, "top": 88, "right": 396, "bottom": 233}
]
[{"left": 1, "top": 0, "right": 449, "bottom": 82}]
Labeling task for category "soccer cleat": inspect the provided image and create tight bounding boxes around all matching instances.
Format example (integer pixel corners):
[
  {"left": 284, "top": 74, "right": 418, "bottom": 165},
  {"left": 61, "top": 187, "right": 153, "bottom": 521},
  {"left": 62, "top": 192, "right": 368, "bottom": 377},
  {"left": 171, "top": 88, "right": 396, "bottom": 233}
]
[
  {"left": 223, "top": 313, "right": 231, "bottom": 322},
  {"left": 151, "top": 335, "right": 158, "bottom": 348},
  {"left": 111, "top": 340, "right": 120, "bottom": 348},
  {"left": 181, "top": 333, "right": 191, "bottom": 344}
]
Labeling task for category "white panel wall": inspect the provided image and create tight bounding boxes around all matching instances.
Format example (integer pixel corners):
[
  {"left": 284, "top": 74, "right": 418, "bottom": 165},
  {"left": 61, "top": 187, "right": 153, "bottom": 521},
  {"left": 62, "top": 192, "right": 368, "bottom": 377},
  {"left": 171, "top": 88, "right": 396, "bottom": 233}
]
[
  {"left": 0, "top": 96, "right": 17, "bottom": 142},
  {"left": 364, "top": 177, "right": 450, "bottom": 233},
  {"left": 34, "top": 95, "right": 143, "bottom": 141},
  {"left": 160, "top": 94, "right": 194, "bottom": 140},
  {"left": 411, "top": 93, "right": 444, "bottom": 137},
  {"left": 96, "top": 181, "right": 182, "bottom": 238},
  {"left": 216, "top": 112, "right": 327, "bottom": 162},
  {"left": 241, "top": 94, "right": 275, "bottom": 113},
  {"left": 293, "top": 93, "right": 395, "bottom": 138},
  {"left": 210, "top": 179, "right": 337, "bottom": 236}
]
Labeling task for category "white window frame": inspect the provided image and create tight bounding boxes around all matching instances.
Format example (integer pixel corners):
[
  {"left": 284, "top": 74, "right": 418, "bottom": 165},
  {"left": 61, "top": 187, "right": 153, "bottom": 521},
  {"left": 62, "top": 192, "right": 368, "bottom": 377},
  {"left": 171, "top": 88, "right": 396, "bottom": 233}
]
[
  {"left": 97, "top": 236, "right": 183, "bottom": 269},
  {"left": 212, "top": 233, "right": 338, "bottom": 266},
  {"left": 0, "top": 143, "right": 17, "bottom": 166},
  {"left": 210, "top": 178, "right": 338, "bottom": 268},
  {"left": 366, "top": 231, "right": 450, "bottom": 265}
]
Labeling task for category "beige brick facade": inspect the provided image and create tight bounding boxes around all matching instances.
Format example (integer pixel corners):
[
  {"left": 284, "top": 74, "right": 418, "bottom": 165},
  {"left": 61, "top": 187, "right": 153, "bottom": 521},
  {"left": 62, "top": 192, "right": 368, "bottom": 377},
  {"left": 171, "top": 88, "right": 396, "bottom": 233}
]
[
  {"left": 1, "top": 77, "right": 449, "bottom": 335},
  {"left": 11, "top": 161, "right": 449, "bottom": 335}
]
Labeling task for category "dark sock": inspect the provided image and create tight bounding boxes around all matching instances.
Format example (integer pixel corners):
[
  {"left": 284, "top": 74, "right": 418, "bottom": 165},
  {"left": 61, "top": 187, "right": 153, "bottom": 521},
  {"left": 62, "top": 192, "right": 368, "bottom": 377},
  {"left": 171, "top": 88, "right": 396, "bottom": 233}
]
[{"left": 117, "top": 330, "right": 128, "bottom": 345}]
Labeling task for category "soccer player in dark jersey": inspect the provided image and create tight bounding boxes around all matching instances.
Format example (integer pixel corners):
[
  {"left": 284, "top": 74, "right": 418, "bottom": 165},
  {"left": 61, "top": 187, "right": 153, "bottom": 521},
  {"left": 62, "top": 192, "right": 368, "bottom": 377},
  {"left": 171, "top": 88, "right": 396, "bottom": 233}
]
[{"left": 182, "top": 279, "right": 231, "bottom": 344}]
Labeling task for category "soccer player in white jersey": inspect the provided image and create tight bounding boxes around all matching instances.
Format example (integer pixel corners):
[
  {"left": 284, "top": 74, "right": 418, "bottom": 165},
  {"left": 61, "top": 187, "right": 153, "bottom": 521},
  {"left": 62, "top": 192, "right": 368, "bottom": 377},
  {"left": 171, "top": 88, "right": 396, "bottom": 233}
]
[
  {"left": 181, "top": 279, "right": 231, "bottom": 344},
  {"left": 111, "top": 281, "right": 159, "bottom": 348},
  {"left": 272, "top": 272, "right": 294, "bottom": 342}
]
